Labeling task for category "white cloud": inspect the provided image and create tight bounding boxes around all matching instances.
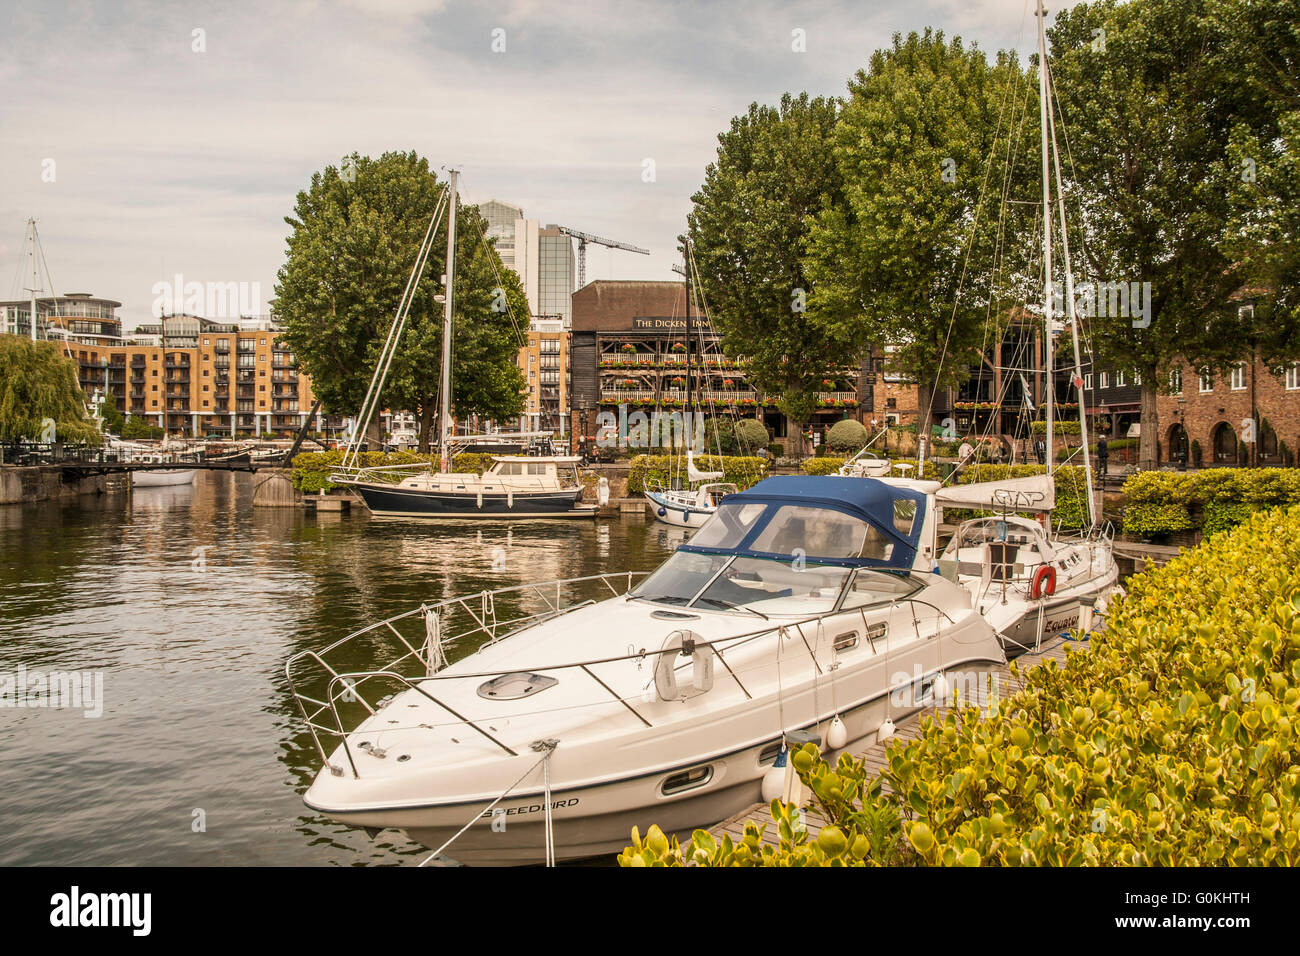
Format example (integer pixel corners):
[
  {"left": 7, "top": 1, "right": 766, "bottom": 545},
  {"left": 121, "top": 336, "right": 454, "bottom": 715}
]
[{"left": 0, "top": 0, "right": 1031, "bottom": 328}]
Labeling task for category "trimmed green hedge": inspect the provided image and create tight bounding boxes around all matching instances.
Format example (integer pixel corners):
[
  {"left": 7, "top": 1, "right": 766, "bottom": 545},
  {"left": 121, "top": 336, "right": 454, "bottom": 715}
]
[
  {"left": 291, "top": 450, "right": 493, "bottom": 494},
  {"left": 627, "top": 454, "right": 767, "bottom": 493},
  {"left": 622, "top": 505, "right": 1300, "bottom": 866},
  {"left": 1121, "top": 468, "right": 1300, "bottom": 536}
]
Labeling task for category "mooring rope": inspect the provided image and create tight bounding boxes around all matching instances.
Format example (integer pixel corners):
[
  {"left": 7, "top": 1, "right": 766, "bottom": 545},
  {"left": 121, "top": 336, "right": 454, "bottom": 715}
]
[{"left": 417, "top": 742, "right": 556, "bottom": 867}]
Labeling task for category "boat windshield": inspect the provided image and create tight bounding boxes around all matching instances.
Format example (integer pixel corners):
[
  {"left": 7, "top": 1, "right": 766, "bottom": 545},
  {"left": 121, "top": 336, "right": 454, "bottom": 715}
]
[
  {"left": 630, "top": 551, "right": 851, "bottom": 615},
  {"left": 630, "top": 551, "right": 730, "bottom": 606},
  {"left": 694, "top": 557, "right": 849, "bottom": 615}
]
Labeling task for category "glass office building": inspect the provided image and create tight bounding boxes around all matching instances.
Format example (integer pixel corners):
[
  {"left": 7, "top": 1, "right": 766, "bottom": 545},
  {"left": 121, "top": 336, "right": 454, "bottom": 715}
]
[{"left": 538, "top": 227, "right": 576, "bottom": 328}]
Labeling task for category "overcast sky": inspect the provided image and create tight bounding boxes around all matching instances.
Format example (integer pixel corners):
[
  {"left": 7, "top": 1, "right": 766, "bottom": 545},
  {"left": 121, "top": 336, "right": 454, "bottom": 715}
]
[{"left": 0, "top": 0, "right": 1039, "bottom": 330}]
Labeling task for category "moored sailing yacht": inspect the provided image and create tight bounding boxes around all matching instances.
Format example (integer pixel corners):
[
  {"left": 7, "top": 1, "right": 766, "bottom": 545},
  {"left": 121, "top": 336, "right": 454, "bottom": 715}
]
[
  {"left": 645, "top": 241, "right": 741, "bottom": 527},
  {"left": 330, "top": 170, "right": 598, "bottom": 519},
  {"left": 290, "top": 474, "right": 1004, "bottom": 864},
  {"left": 891, "top": 0, "right": 1119, "bottom": 654}
]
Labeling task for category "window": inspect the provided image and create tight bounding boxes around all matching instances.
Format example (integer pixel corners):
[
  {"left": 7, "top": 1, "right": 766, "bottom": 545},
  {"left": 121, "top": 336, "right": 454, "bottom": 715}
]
[
  {"left": 1170, "top": 368, "right": 1182, "bottom": 393},
  {"left": 1099, "top": 372, "right": 1109, "bottom": 389},
  {"left": 1286, "top": 364, "right": 1300, "bottom": 391},
  {"left": 1133, "top": 371, "right": 1142, "bottom": 386},
  {"left": 1084, "top": 373, "right": 1093, "bottom": 390},
  {"left": 1230, "top": 363, "right": 1247, "bottom": 391},
  {"left": 893, "top": 499, "right": 918, "bottom": 535},
  {"left": 839, "top": 570, "right": 919, "bottom": 610},
  {"left": 661, "top": 765, "right": 712, "bottom": 796},
  {"left": 1199, "top": 368, "right": 1213, "bottom": 392},
  {"left": 751, "top": 505, "right": 868, "bottom": 558},
  {"left": 631, "top": 551, "right": 731, "bottom": 606},
  {"left": 1115, "top": 371, "right": 1126, "bottom": 388},
  {"left": 687, "top": 502, "right": 767, "bottom": 550}
]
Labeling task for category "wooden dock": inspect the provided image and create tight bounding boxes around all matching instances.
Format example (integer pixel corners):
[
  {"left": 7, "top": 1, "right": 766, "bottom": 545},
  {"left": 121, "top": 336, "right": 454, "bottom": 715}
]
[{"left": 705, "top": 634, "right": 1084, "bottom": 848}]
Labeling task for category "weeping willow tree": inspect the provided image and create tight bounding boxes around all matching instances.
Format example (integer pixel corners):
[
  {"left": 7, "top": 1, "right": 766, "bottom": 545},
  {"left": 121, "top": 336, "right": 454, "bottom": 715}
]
[{"left": 0, "top": 336, "right": 101, "bottom": 444}]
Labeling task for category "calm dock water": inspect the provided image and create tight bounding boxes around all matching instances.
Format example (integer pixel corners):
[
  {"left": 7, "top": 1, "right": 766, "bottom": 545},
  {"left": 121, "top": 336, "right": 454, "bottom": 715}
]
[{"left": 0, "top": 472, "right": 680, "bottom": 865}]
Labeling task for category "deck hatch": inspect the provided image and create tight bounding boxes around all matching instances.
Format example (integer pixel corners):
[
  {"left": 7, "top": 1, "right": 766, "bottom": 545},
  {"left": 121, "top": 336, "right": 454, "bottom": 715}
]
[{"left": 477, "top": 672, "right": 558, "bottom": 701}]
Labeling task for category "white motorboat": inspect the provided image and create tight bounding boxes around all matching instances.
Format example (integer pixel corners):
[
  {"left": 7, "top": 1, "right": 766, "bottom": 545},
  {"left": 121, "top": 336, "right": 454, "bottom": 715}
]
[
  {"left": 290, "top": 475, "right": 1004, "bottom": 865},
  {"left": 132, "top": 467, "right": 197, "bottom": 488}
]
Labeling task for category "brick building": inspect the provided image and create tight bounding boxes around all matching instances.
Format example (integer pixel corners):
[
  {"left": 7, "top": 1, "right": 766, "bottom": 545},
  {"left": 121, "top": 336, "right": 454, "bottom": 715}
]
[
  {"left": 0, "top": 293, "right": 334, "bottom": 438},
  {"left": 569, "top": 280, "right": 871, "bottom": 447},
  {"left": 515, "top": 317, "right": 570, "bottom": 438}
]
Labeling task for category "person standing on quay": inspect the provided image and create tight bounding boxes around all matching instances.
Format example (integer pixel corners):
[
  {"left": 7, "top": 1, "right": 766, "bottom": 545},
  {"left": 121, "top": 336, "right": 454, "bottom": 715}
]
[{"left": 1096, "top": 434, "right": 1109, "bottom": 487}]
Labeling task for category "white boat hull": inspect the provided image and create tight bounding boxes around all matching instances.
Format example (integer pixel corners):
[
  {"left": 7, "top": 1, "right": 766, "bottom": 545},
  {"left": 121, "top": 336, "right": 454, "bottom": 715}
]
[
  {"left": 303, "top": 595, "right": 1002, "bottom": 865},
  {"left": 309, "top": 665, "right": 987, "bottom": 865},
  {"left": 644, "top": 491, "right": 711, "bottom": 528},
  {"left": 132, "top": 469, "right": 197, "bottom": 487}
]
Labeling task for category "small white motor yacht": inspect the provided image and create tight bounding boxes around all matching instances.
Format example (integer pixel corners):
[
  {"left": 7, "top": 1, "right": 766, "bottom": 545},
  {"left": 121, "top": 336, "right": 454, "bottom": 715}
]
[{"left": 290, "top": 475, "right": 1004, "bottom": 865}]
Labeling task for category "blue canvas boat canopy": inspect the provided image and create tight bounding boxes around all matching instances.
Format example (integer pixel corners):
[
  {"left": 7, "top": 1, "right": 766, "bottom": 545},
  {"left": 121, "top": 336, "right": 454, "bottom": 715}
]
[{"left": 679, "top": 475, "right": 926, "bottom": 570}]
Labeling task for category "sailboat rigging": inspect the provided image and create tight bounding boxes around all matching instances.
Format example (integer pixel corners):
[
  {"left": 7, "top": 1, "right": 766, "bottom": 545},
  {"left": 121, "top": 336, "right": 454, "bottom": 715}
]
[{"left": 330, "top": 170, "right": 597, "bottom": 519}]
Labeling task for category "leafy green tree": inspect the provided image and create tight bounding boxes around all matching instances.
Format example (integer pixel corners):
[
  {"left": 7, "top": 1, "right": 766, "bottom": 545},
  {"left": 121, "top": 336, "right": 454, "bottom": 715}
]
[
  {"left": 805, "top": 31, "right": 1032, "bottom": 440},
  {"left": 275, "top": 151, "right": 527, "bottom": 451},
  {"left": 99, "top": 389, "right": 126, "bottom": 435},
  {"left": 1048, "top": 0, "right": 1298, "bottom": 468},
  {"left": 687, "top": 93, "right": 846, "bottom": 457},
  {"left": 0, "top": 336, "right": 100, "bottom": 444}
]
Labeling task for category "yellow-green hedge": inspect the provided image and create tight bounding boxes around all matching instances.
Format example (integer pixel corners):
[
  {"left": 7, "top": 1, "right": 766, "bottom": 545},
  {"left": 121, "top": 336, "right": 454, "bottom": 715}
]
[
  {"left": 621, "top": 505, "right": 1300, "bottom": 866},
  {"left": 627, "top": 454, "right": 767, "bottom": 493},
  {"left": 291, "top": 450, "right": 491, "bottom": 493},
  {"left": 1121, "top": 468, "right": 1300, "bottom": 536}
]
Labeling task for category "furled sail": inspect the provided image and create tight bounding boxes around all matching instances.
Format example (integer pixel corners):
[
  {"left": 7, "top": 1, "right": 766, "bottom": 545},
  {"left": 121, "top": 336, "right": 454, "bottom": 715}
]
[
  {"left": 687, "top": 448, "right": 723, "bottom": 482},
  {"left": 934, "top": 474, "right": 1055, "bottom": 513}
]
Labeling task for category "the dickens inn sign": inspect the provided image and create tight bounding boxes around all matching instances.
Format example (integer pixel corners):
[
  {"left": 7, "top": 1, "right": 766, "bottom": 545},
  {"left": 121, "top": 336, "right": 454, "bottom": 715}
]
[{"left": 632, "top": 318, "right": 687, "bottom": 330}]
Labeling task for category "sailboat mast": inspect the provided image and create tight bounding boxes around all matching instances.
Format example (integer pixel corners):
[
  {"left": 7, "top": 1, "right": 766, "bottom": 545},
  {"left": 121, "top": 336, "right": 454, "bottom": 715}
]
[
  {"left": 684, "top": 239, "right": 692, "bottom": 417},
  {"left": 1037, "top": 0, "right": 1054, "bottom": 464},
  {"left": 27, "top": 218, "right": 38, "bottom": 341},
  {"left": 439, "top": 169, "right": 459, "bottom": 472},
  {"left": 1045, "top": 56, "right": 1098, "bottom": 529}
]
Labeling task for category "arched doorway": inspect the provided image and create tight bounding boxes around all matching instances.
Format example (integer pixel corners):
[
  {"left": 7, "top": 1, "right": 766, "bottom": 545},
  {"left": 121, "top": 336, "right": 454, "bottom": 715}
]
[
  {"left": 1211, "top": 421, "right": 1237, "bottom": 464},
  {"left": 1258, "top": 420, "right": 1279, "bottom": 463},
  {"left": 1167, "top": 422, "right": 1189, "bottom": 465}
]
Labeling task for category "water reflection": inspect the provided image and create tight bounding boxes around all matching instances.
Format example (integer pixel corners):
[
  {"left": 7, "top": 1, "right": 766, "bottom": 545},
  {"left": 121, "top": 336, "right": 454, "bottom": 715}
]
[{"left": 0, "top": 472, "right": 677, "bottom": 865}]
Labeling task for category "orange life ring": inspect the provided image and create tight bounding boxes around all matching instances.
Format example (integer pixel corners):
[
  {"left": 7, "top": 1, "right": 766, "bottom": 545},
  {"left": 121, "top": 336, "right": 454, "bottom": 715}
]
[{"left": 1031, "top": 565, "right": 1057, "bottom": 600}]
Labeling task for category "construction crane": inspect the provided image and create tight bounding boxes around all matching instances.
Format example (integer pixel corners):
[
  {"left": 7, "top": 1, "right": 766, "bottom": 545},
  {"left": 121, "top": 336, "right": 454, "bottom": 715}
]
[{"left": 554, "top": 226, "right": 649, "bottom": 288}]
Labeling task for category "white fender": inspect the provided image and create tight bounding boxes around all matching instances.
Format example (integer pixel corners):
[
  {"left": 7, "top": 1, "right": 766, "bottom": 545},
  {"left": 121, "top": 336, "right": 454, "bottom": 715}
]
[
  {"left": 596, "top": 476, "right": 610, "bottom": 507},
  {"left": 761, "top": 756, "right": 787, "bottom": 803},
  {"left": 507, "top": 491, "right": 513, "bottom": 509},
  {"left": 931, "top": 672, "right": 949, "bottom": 705},
  {"left": 877, "top": 717, "right": 896, "bottom": 744},
  {"left": 825, "top": 715, "right": 848, "bottom": 750}
]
